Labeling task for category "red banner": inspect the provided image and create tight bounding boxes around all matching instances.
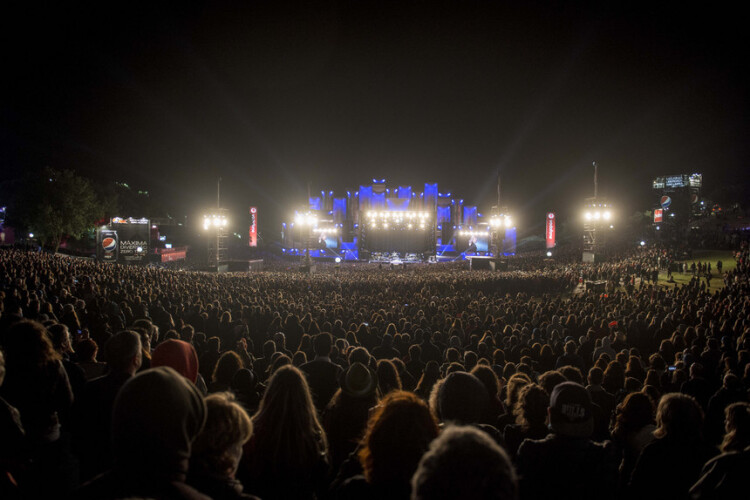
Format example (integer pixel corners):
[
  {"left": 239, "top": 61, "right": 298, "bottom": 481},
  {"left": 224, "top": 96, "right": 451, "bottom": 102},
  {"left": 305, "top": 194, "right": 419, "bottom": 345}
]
[
  {"left": 249, "top": 207, "right": 258, "bottom": 247},
  {"left": 546, "top": 213, "right": 555, "bottom": 249},
  {"left": 654, "top": 209, "right": 663, "bottom": 223}
]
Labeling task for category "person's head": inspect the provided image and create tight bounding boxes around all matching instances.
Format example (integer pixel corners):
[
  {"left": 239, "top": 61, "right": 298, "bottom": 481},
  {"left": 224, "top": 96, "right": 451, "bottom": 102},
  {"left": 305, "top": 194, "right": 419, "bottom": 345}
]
[
  {"left": 104, "top": 330, "right": 142, "bottom": 375},
  {"left": 471, "top": 364, "right": 501, "bottom": 402},
  {"left": 359, "top": 391, "right": 439, "bottom": 486},
  {"left": 151, "top": 339, "right": 200, "bottom": 383},
  {"left": 654, "top": 393, "right": 704, "bottom": 441},
  {"left": 376, "top": 359, "right": 402, "bottom": 396},
  {"left": 112, "top": 367, "right": 206, "bottom": 476},
  {"left": 252, "top": 365, "right": 326, "bottom": 469},
  {"left": 75, "top": 338, "right": 99, "bottom": 362},
  {"left": 514, "top": 383, "right": 549, "bottom": 429},
  {"left": 190, "top": 392, "right": 253, "bottom": 478},
  {"left": 587, "top": 367, "right": 604, "bottom": 387},
  {"left": 47, "top": 323, "right": 73, "bottom": 354},
  {"left": 437, "top": 372, "right": 489, "bottom": 425},
  {"left": 411, "top": 425, "right": 518, "bottom": 500},
  {"left": 313, "top": 332, "right": 332, "bottom": 357},
  {"left": 3, "top": 320, "right": 60, "bottom": 369},
  {"left": 537, "top": 370, "right": 565, "bottom": 395},
  {"left": 212, "top": 351, "right": 243, "bottom": 385},
  {"left": 720, "top": 401, "right": 750, "bottom": 453},
  {"left": 548, "top": 382, "right": 593, "bottom": 438},
  {"left": 612, "top": 392, "right": 655, "bottom": 440},
  {"left": 559, "top": 365, "right": 584, "bottom": 385},
  {"left": 340, "top": 362, "right": 378, "bottom": 399},
  {"left": 564, "top": 340, "right": 577, "bottom": 354}
]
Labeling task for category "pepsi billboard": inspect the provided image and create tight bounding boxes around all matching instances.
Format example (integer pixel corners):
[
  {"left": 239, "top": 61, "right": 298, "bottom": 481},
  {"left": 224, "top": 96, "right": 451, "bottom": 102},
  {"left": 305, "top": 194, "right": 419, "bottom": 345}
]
[{"left": 97, "top": 229, "right": 119, "bottom": 262}]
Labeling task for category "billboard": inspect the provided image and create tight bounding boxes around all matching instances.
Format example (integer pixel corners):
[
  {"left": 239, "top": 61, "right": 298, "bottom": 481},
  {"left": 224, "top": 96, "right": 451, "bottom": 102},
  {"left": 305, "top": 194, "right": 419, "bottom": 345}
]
[
  {"left": 97, "top": 229, "right": 119, "bottom": 262},
  {"left": 111, "top": 217, "right": 150, "bottom": 263},
  {"left": 546, "top": 213, "right": 556, "bottom": 249},
  {"left": 249, "top": 207, "right": 258, "bottom": 247}
]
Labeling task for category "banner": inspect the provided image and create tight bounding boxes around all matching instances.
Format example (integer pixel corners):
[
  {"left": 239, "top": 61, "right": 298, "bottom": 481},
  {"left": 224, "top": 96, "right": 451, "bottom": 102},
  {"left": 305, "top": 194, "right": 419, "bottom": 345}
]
[
  {"left": 545, "top": 213, "right": 555, "bottom": 249},
  {"left": 249, "top": 207, "right": 258, "bottom": 247},
  {"left": 97, "top": 228, "right": 119, "bottom": 262},
  {"left": 654, "top": 209, "right": 663, "bottom": 223}
]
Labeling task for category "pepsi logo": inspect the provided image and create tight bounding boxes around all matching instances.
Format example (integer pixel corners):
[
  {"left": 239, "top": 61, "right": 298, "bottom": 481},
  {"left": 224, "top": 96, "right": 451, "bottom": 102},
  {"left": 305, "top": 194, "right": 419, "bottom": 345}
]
[
  {"left": 102, "top": 237, "right": 117, "bottom": 251},
  {"left": 660, "top": 196, "right": 672, "bottom": 209}
]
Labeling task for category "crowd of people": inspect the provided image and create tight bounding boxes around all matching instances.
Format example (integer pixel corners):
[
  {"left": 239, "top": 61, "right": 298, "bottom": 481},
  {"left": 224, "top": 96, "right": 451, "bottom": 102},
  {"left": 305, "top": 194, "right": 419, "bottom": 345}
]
[{"left": 1, "top": 241, "right": 749, "bottom": 499}]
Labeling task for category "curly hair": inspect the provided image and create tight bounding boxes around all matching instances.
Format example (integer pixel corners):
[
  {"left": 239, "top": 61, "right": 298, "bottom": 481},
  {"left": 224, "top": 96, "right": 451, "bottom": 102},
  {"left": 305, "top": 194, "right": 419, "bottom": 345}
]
[
  {"left": 514, "top": 383, "right": 549, "bottom": 430},
  {"left": 191, "top": 392, "right": 253, "bottom": 476},
  {"left": 359, "top": 390, "right": 439, "bottom": 486}
]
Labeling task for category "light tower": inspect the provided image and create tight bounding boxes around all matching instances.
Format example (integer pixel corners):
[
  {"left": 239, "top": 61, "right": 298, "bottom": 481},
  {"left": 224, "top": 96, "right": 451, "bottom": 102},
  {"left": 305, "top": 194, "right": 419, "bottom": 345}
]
[
  {"left": 490, "top": 173, "right": 513, "bottom": 256},
  {"left": 202, "top": 177, "right": 229, "bottom": 269},
  {"left": 582, "top": 162, "right": 614, "bottom": 262}
]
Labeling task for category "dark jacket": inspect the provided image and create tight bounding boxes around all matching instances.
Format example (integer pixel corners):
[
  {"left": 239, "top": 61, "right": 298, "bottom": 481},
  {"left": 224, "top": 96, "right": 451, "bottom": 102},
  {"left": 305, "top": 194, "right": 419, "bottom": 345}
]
[
  {"left": 300, "top": 357, "right": 343, "bottom": 413},
  {"left": 629, "top": 436, "right": 717, "bottom": 500},
  {"left": 74, "top": 367, "right": 209, "bottom": 500},
  {"left": 516, "top": 433, "right": 618, "bottom": 500}
]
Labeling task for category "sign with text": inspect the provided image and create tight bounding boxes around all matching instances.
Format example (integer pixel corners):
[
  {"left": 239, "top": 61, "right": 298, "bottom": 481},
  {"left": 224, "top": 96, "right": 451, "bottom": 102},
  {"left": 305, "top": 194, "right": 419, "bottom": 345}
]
[
  {"left": 249, "top": 207, "right": 258, "bottom": 247},
  {"left": 546, "top": 213, "right": 556, "bottom": 249}
]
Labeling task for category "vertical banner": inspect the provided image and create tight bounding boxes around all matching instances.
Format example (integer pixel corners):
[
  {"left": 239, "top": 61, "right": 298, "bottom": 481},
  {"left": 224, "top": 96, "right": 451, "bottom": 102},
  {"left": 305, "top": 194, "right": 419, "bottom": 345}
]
[
  {"left": 546, "top": 212, "right": 556, "bottom": 249},
  {"left": 653, "top": 209, "right": 663, "bottom": 223},
  {"left": 97, "top": 228, "right": 119, "bottom": 262},
  {"left": 249, "top": 207, "right": 258, "bottom": 247}
]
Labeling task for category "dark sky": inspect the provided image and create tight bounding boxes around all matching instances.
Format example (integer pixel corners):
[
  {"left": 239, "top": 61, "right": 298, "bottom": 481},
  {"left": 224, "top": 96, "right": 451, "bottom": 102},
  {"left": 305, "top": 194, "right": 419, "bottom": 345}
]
[{"left": 2, "top": 1, "right": 748, "bottom": 237}]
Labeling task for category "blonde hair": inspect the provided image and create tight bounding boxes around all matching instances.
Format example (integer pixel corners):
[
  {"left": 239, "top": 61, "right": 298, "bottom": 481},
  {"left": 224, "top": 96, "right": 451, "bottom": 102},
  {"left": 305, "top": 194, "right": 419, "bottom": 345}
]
[{"left": 191, "top": 392, "right": 253, "bottom": 476}]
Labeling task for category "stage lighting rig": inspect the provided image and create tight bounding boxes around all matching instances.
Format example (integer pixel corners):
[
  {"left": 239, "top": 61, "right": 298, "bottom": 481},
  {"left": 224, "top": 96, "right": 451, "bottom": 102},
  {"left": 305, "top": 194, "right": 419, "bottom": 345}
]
[{"left": 582, "top": 162, "right": 614, "bottom": 262}]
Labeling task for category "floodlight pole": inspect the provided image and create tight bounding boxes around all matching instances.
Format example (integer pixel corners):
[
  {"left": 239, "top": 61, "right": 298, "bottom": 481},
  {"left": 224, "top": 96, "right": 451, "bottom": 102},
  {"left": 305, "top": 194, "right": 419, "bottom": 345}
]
[{"left": 593, "top": 162, "right": 598, "bottom": 199}]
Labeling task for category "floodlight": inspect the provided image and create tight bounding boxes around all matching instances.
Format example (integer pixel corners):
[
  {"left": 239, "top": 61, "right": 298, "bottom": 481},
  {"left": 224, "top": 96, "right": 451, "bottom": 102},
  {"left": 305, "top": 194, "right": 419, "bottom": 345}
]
[
  {"left": 335, "top": 257, "right": 341, "bottom": 263},
  {"left": 505, "top": 217, "right": 512, "bottom": 228},
  {"left": 585, "top": 212, "right": 592, "bottom": 220},
  {"left": 546, "top": 251, "right": 552, "bottom": 257},
  {"left": 594, "top": 212, "right": 601, "bottom": 220},
  {"left": 603, "top": 211, "right": 611, "bottom": 220},
  {"left": 640, "top": 241, "right": 646, "bottom": 246}
]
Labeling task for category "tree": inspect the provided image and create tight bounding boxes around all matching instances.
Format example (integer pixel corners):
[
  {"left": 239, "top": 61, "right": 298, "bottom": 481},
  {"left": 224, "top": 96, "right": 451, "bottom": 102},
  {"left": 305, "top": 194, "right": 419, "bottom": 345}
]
[{"left": 11, "top": 168, "right": 103, "bottom": 252}]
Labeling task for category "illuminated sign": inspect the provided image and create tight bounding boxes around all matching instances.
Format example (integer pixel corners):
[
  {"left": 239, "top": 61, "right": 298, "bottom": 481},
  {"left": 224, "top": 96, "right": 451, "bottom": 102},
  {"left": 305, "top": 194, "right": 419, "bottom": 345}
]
[
  {"left": 654, "top": 209, "right": 663, "bottom": 223},
  {"left": 249, "top": 207, "right": 258, "bottom": 247},
  {"left": 546, "top": 213, "right": 555, "bottom": 249}
]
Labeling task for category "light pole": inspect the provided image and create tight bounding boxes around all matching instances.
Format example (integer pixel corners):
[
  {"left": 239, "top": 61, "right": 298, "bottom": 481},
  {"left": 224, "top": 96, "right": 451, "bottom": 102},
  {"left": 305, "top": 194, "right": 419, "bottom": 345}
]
[{"left": 294, "top": 212, "right": 318, "bottom": 270}]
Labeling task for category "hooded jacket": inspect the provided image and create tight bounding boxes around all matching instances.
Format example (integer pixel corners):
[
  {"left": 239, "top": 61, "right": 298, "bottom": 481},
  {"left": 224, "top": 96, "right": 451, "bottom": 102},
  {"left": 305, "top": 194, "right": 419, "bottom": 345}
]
[{"left": 74, "top": 366, "right": 209, "bottom": 500}]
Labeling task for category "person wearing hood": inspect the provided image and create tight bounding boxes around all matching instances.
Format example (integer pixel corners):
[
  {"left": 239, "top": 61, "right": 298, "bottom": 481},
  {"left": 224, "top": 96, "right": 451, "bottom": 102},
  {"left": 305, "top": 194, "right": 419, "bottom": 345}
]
[
  {"left": 74, "top": 366, "right": 209, "bottom": 500},
  {"left": 151, "top": 338, "right": 208, "bottom": 395}
]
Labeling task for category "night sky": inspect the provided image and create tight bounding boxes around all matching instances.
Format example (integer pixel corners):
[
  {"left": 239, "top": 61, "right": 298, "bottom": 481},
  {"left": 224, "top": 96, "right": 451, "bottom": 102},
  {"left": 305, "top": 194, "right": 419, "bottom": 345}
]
[{"left": 2, "top": 1, "right": 747, "bottom": 238}]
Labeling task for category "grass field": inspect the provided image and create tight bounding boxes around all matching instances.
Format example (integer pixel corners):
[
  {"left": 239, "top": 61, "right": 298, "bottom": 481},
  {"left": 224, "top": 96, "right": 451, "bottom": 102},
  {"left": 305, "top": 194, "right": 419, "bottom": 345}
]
[{"left": 657, "top": 249, "right": 736, "bottom": 293}]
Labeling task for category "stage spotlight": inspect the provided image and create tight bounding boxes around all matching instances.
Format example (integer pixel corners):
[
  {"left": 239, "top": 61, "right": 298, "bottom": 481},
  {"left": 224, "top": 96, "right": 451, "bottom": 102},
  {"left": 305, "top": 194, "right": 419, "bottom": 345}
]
[
  {"left": 504, "top": 217, "right": 512, "bottom": 228},
  {"left": 603, "top": 211, "right": 611, "bottom": 220},
  {"left": 546, "top": 251, "right": 552, "bottom": 257},
  {"left": 640, "top": 241, "right": 646, "bottom": 246},
  {"left": 594, "top": 212, "right": 601, "bottom": 220},
  {"left": 335, "top": 257, "right": 341, "bottom": 263},
  {"left": 584, "top": 212, "right": 592, "bottom": 220}
]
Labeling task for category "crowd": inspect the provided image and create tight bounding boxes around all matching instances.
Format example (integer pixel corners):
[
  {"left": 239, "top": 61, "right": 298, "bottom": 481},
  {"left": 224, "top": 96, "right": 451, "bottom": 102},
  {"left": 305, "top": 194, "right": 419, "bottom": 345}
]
[{"left": 0, "top": 241, "right": 749, "bottom": 499}]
